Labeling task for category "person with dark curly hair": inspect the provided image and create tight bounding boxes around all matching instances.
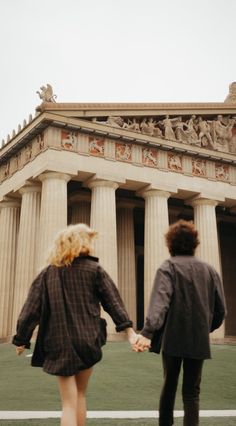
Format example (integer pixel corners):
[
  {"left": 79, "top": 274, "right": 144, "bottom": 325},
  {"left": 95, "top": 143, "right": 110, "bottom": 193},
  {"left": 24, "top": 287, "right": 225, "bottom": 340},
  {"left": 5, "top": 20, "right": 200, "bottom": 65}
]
[{"left": 134, "top": 219, "right": 226, "bottom": 426}]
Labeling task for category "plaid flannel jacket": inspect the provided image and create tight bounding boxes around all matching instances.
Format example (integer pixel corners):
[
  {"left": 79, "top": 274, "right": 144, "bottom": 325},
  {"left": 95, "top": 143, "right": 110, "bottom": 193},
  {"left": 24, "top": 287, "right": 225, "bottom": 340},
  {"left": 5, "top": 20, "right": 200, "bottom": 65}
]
[{"left": 12, "top": 256, "right": 133, "bottom": 375}]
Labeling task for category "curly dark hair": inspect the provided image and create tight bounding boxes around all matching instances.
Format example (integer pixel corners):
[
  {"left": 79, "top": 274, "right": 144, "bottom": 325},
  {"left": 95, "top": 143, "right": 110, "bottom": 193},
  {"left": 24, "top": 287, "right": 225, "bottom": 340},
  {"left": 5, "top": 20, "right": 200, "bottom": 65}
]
[{"left": 165, "top": 219, "right": 199, "bottom": 256}]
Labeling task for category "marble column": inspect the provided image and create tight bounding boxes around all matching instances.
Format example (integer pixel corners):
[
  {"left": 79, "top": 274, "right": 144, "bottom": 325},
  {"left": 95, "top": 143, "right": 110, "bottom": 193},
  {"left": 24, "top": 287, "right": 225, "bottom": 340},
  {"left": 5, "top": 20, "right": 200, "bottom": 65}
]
[
  {"left": 190, "top": 197, "right": 224, "bottom": 339},
  {"left": 140, "top": 189, "right": 170, "bottom": 314},
  {"left": 12, "top": 184, "right": 41, "bottom": 331},
  {"left": 117, "top": 202, "right": 136, "bottom": 327},
  {"left": 88, "top": 179, "right": 119, "bottom": 283},
  {"left": 190, "top": 198, "right": 221, "bottom": 273},
  {"left": 37, "top": 172, "right": 71, "bottom": 270},
  {"left": 88, "top": 178, "right": 119, "bottom": 338},
  {"left": 0, "top": 199, "right": 20, "bottom": 340}
]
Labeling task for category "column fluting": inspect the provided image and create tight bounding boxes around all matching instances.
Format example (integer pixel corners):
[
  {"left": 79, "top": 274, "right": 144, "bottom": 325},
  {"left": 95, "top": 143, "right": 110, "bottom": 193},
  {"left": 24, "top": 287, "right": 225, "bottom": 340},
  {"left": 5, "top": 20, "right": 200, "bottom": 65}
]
[
  {"left": 12, "top": 184, "right": 41, "bottom": 330},
  {"left": 190, "top": 197, "right": 224, "bottom": 338},
  {"left": 0, "top": 200, "right": 20, "bottom": 339},
  {"left": 140, "top": 189, "right": 170, "bottom": 314},
  {"left": 88, "top": 179, "right": 119, "bottom": 283},
  {"left": 190, "top": 198, "right": 221, "bottom": 273},
  {"left": 88, "top": 179, "right": 119, "bottom": 338},
  {"left": 37, "top": 172, "right": 71, "bottom": 270}
]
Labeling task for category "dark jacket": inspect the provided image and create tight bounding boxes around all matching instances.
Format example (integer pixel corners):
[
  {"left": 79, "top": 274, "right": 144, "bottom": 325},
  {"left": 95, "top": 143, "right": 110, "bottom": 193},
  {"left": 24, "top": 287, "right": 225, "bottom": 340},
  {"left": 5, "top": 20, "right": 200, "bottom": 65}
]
[
  {"left": 12, "top": 256, "right": 132, "bottom": 376},
  {"left": 141, "top": 256, "right": 226, "bottom": 359}
]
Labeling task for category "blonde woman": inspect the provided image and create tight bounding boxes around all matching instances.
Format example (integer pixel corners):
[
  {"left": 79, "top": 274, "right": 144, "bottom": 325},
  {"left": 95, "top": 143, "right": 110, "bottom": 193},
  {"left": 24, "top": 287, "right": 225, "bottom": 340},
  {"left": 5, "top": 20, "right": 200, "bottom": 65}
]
[{"left": 13, "top": 224, "right": 137, "bottom": 426}]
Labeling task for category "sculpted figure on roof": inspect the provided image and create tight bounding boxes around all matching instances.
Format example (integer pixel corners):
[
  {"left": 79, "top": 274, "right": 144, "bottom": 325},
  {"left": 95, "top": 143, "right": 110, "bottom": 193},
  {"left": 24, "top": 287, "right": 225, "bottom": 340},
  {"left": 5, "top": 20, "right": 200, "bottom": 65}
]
[
  {"left": 225, "top": 82, "right": 236, "bottom": 103},
  {"left": 36, "top": 84, "right": 57, "bottom": 102}
]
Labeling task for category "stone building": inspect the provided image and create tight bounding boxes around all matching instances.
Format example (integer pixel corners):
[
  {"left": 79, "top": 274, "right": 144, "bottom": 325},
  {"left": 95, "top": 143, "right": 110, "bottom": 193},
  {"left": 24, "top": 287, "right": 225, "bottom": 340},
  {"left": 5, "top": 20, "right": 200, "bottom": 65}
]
[{"left": 0, "top": 83, "right": 236, "bottom": 342}]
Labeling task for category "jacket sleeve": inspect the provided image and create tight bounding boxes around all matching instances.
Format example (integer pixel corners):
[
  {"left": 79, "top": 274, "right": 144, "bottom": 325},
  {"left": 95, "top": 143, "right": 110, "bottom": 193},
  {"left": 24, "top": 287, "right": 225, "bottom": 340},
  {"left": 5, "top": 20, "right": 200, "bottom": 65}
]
[
  {"left": 210, "top": 269, "right": 227, "bottom": 332},
  {"left": 141, "top": 260, "right": 174, "bottom": 339},
  {"left": 12, "top": 269, "right": 46, "bottom": 348},
  {"left": 96, "top": 265, "right": 133, "bottom": 332}
]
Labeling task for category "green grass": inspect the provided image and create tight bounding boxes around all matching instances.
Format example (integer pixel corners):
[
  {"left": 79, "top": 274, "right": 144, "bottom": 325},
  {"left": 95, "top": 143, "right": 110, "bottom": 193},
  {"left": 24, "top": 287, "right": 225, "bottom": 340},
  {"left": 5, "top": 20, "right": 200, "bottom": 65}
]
[
  {"left": 0, "top": 419, "right": 236, "bottom": 426},
  {"left": 0, "top": 342, "right": 235, "bottom": 426}
]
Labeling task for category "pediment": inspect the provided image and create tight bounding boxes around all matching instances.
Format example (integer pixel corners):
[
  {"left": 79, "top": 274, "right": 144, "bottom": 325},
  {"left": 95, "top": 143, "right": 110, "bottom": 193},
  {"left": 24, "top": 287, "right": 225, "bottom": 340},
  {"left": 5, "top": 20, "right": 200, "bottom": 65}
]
[{"left": 36, "top": 101, "right": 236, "bottom": 155}]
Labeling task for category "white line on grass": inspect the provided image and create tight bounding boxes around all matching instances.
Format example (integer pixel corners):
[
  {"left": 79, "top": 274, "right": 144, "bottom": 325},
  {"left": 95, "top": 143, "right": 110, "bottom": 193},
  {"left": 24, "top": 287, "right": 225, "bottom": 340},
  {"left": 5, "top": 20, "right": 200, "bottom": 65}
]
[{"left": 0, "top": 410, "right": 236, "bottom": 419}]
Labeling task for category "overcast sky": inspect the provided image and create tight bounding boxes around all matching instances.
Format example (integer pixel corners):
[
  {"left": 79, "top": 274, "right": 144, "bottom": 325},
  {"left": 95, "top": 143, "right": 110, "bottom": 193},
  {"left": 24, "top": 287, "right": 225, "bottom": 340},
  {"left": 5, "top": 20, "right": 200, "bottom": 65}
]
[{"left": 0, "top": 0, "right": 236, "bottom": 142}]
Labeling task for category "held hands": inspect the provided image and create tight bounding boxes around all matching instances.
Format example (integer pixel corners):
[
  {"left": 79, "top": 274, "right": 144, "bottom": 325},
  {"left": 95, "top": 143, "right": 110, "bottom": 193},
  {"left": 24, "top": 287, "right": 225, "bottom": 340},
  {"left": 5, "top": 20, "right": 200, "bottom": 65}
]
[
  {"left": 126, "top": 328, "right": 151, "bottom": 352},
  {"left": 16, "top": 345, "right": 25, "bottom": 356},
  {"left": 132, "top": 335, "right": 151, "bottom": 352}
]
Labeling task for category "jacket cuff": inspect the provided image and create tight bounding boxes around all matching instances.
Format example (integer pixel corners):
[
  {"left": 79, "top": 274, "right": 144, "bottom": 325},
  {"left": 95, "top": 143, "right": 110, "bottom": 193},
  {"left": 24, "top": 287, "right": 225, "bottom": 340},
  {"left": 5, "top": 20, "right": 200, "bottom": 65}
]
[
  {"left": 140, "top": 327, "right": 154, "bottom": 340},
  {"left": 12, "top": 335, "right": 31, "bottom": 349},
  {"left": 116, "top": 320, "right": 133, "bottom": 332}
]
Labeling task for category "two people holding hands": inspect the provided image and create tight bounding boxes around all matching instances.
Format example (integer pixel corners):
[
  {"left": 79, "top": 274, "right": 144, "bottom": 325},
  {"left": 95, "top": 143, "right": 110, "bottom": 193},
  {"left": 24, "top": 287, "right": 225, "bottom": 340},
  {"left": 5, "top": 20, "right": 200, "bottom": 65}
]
[{"left": 13, "top": 220, "right": 226, "bottom": 426}]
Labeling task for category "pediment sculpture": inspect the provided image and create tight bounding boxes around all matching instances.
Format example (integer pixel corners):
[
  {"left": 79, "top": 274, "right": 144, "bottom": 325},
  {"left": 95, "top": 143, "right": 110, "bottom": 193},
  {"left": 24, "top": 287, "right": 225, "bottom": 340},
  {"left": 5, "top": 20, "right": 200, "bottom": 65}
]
[{"left": 95, "top": 114, "right": 236, "bottom": 153}]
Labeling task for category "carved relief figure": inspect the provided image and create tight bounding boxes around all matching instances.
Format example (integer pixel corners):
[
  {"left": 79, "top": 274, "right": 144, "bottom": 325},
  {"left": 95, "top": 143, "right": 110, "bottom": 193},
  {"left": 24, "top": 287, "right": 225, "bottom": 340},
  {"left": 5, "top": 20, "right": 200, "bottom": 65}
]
[
  {"left": 115, "top": 143, "right": 132, "bottom": 161},
  {"left": 37, "top": 84, "right": 57, "bottom": 102},
  {"left": 186, "top": 115, "right": 200, "bottom": 145},
  {"left": 174, "top": 117, "right": 189, "bottom": 142},
  {"left": 61, "top": 130, "right": 77, "bottom": 150},
  {"left": 168, "top": 153, "right": 182, "bottom": 171},
  {"left": 105, "top": 116, "right": 124, "bottom": 128},
  {"left": 89, "top": 137, "right": 104, "bottom": 156},
  {"left": 96, "top": 113, "right": 235, "bottom": 153},
  {"left": 16, "top": 152, "right": 22, "bottom": 169},
  {"left": 37, "top": 134, "right": 45, "bottom": 150},
  {"left": 197, "top": 117, "right": 215, "bottom": 149},
  {"left": 228, "top": 123, "right": 236, "bottom": 153},
  {"left": 4, "top": 162, "right": 10, "bottom": 177},
  {"left": 122, "top": 118, "right": 140, "bottom": 132},
  {"left": 142, "top": 147, "right": 158, "bottom": 166},
  {"left": 215, "top": 164, "right": 229, "bottom": 181},
  {"left": 211, "top": 115, "right": 235, "bottom": 151},
  {"left": 192, "top": 159, "right": 206, "bottom": 176},
  {"left": 161, "top": 115, "right": 176, "bottom": 140},
  {"left": 25, "top": 143, "right": 32, "bottom": 162}
]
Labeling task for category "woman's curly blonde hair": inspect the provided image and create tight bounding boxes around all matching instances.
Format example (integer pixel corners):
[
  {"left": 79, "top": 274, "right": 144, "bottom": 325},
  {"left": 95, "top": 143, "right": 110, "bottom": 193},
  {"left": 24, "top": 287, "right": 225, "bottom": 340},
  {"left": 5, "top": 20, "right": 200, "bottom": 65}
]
[{"left": 47, "top": 223, "right": 97, "bottom": 267}]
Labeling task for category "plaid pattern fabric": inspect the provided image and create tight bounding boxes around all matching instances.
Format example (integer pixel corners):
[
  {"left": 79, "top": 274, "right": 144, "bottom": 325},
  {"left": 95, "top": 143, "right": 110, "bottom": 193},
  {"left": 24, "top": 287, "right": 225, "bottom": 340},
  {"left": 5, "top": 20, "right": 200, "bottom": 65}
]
[{"left": 12, "top": 256, "right": 133, "bottom": 376}]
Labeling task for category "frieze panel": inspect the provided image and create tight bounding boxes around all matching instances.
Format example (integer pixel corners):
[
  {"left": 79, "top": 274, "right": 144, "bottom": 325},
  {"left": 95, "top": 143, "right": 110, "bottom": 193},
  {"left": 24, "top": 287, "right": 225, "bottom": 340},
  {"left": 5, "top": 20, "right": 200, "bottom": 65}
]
[
  {"left": 0, "top": 132, "right": 45, "bottom": 183},
  {"left": 115, "top": 143, "right": 132, "bottom": 162},
  {"left": 192, "top": 159, "right": 206, "bottom": 177},
  {"left": 95, "top": 114, "right": 236, "bottom": 153},
  {"left": 215, "top": 164, "right": 229, "bottom": 181},
  {"left": 142, "top": 147, "right": 158, "bottom": 167},
  {"left": 61, "top": 130, "right": 77, "bottom": 150},
  {"left": 88, "top": 136, "right": 104, "bottom": 157},
  {"left": 167, "top": 153, "right": 182, "bottom": 172}
]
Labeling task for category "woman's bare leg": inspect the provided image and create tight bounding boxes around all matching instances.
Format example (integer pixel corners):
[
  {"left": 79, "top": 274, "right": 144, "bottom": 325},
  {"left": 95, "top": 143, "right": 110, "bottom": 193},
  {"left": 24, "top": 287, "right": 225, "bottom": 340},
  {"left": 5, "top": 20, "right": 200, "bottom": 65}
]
[
  {"left": 58, "top": 375, "right": 78, "bottom": 426},
  {"left": 75, "top": 368, "right": 93, "bottom": 425}
]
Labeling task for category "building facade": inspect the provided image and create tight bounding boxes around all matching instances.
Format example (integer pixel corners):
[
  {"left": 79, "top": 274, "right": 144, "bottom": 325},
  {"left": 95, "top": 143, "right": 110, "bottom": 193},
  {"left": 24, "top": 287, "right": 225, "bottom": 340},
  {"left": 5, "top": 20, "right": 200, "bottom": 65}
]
[{"left": 0, "top": 85, "right": 236, "bottom": 342}]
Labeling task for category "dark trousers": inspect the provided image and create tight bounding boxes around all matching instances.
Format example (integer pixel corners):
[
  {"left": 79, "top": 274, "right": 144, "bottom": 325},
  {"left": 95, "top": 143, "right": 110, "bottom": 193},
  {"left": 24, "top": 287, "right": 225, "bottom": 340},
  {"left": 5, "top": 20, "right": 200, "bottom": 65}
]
[{"left": 159, "top": 352, "right": 204, "bottom": 426}]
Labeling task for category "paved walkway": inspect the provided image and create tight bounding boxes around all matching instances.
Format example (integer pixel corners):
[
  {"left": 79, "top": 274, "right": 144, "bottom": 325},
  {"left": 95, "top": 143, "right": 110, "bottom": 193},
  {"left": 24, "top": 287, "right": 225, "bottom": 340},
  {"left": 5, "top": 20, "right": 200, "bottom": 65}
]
[{"left": 0, "top": 410, "right": 235, "bottom": 419}]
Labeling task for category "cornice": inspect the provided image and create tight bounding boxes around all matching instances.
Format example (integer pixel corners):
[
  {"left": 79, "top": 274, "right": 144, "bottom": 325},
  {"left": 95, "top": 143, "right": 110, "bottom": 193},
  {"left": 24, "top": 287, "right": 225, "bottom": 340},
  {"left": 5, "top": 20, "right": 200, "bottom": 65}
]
[{"left": 36, "top": 101, "right": 236, "bottom": 113}]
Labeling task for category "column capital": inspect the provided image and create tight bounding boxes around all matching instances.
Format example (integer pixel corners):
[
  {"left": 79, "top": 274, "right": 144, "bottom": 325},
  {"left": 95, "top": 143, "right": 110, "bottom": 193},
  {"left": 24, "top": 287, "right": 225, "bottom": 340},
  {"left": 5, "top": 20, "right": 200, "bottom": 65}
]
[
  {"left": 0, "top": 197, "right": 21, "bottom": 209},
  {"left": 187, "top": 197, "right": 219, "bottom": 208},
  {"left": 137, "top": 187, "right": 170, "bottom": 199},
  {"left": 19, "top": 183, "right": 41, "bottom": 195},
  {"left": 38, "top": 172, "right": 71, "bottom": 183},
  {"left": 86, "top": 178, "right": 119, "bottom": 190}
]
